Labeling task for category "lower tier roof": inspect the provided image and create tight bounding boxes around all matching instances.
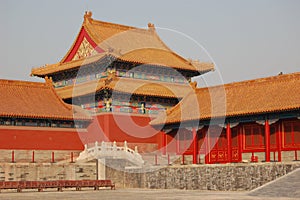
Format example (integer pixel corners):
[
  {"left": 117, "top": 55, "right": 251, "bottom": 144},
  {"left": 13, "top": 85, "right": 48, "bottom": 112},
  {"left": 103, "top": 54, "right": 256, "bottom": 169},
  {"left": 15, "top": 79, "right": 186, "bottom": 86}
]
[
  {"left": 0, "top": 78, "right": 90, "bottom": 121},
  {"left": 151, "top": 72, "right": 300, "bottom": 126}
]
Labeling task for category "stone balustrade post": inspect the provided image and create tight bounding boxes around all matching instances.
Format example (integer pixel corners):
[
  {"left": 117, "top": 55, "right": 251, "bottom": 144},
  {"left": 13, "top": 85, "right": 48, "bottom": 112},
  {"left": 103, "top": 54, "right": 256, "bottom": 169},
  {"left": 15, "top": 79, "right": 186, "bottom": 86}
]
[{"left": 124, "top": 141, "right": 128, "bottom": 151}]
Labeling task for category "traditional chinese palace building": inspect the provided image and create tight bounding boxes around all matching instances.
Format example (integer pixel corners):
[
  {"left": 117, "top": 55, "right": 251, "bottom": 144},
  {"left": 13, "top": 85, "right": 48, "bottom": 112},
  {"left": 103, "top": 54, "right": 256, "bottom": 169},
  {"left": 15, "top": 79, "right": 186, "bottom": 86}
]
[
  {"left": 31, "top": 12, "right": 214, "bottom": 149},
  {"left": 1, "top": 12, "right": 299, "bottom": 165}
]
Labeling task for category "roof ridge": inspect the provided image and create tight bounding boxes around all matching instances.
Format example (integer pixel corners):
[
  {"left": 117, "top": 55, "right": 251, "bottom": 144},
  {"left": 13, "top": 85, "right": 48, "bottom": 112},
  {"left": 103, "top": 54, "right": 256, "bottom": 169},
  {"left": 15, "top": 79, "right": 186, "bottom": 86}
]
[
  {"left": 89, "top": 18, "right": 136, "bottom": 31},
  {"left": 152, "top": 30, "right": 173, "bottom": 51},
  {"left": 46, "top": 78, "right": 74, "bottom": 111},
  {"left": 196, "top": 72, "right": 300, "bottom": 91},
  {"left": 0, "top": 79, "right": 46, "bottom": 87},
  {"left": 60, "top": 26, "right": 85, "bottom": 63},
  {"left": 84, "top": 11, "right": 148, "bottom": 32}
]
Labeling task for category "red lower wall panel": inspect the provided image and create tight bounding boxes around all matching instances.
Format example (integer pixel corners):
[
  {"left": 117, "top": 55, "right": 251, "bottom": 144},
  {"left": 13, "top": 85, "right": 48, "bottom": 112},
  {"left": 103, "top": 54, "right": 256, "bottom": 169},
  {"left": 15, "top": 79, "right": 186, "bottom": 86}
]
[
  {"left": 83, "top": 113, "right": 163, "bottom": 146},
  {"left": 0, "top": 128, "right": 84, "bottom": 150},
  {"left": 0, "top": 114, "right": 165, "bottom": 151}
]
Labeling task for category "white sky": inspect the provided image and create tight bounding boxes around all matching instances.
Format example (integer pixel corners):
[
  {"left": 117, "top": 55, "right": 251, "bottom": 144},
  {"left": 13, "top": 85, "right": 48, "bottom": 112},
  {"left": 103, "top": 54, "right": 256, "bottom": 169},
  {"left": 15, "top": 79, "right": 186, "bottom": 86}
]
[{"left": 0, "top": 0, "right": 299, "bottom": 85}]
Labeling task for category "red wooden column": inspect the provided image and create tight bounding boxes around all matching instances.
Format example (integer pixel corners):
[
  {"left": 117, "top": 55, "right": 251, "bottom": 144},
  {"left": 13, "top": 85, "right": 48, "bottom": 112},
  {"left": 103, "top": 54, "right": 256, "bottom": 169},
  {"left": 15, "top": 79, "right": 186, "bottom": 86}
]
[
  {"left": 162, "top": 131, "right": 167, "bottom": 155},
  {"left": 226, "top": 123, "right": 232, "bottom": 163},
  {"left": 277, "top": 122, "right": 282, "bottom": 162},
  {"left": 192, "top": 127, "right": 198, "bottom": 164},
  {"left": 70, "top": 152, "right": 74, "bottom": 163},
  {"left": 11, "top": 150, "right": 15, "bottom": 163},
  {"left": 32, "top": 151, "right": 35, "bottom": 163},
  {"left": 238, "top": 126, "right": 243, "bottom": 162},
  {"left": 265, "top": 119, "right": 271, "bottom": 162},
  {"left": 204, "top": 127, "right": 210, "bottom": 164},
  {"left": 51, "top": 152, "right": 55, "bottom": 163},
  {"left": 176, "top": 133, "right": 180, "bottom": 155}
]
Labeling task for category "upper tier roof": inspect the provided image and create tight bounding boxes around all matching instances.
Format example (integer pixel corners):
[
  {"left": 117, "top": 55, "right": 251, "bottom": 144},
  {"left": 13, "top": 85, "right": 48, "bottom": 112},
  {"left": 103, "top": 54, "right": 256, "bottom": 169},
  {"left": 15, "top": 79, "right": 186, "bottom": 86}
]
[
  {"left": 31, "top": 11, "right": 214, "bottom": 77},
  {"left": 56, "top": 74, "right": 195, "bottom": 100},
  {"left": 0, "top": 78, "right": 90, "bottom": 121},
  {"left": 151, "top": 72, "right": 300, "bottom": 126}
]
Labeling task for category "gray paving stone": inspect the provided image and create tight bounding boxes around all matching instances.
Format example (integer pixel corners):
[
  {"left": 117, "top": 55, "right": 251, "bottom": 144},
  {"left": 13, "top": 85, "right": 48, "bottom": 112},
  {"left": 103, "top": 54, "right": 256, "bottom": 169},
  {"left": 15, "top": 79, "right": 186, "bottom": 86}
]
[{"left": 0, "top": 189, "right": 297, "bottom": 200}]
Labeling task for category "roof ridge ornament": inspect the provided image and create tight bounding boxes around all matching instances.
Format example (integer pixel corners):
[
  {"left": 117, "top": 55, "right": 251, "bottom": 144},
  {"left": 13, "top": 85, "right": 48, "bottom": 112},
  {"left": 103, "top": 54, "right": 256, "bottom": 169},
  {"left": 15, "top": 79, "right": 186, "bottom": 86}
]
[
  {"left": 148, "top": 22, "right": 155, "bottom": 32},
  {"left": 189, "top": 81, "right": 197, "bottom": 90},
  {"left": 84, "top": 11, "right": 93, "bottom": 21},
  {"left": 44, "top": 76, "right": 53, "bottom": 86}
]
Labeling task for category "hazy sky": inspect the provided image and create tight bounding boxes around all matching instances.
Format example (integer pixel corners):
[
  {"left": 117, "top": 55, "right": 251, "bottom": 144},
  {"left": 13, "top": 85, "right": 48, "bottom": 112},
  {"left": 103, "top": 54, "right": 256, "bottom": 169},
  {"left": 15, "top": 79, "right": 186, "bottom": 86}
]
[{"left": 1, "top": 0, "right": 299, "bottom": 85}]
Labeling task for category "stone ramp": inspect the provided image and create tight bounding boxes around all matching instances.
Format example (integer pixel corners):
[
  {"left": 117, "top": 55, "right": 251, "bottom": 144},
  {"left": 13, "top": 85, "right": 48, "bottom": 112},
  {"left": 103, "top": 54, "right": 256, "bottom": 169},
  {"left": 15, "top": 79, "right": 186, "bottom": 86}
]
[{"left": 249, "top": 167, "right": 300, "bottom": 198}]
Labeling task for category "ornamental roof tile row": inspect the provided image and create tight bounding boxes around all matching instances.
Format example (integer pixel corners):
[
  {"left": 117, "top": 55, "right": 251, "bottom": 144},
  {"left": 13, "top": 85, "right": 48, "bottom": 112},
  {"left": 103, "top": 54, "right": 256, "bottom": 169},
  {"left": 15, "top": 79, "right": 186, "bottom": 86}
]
[
  {"left": 56, "top": 75, "right": 194, "bottom": 99},
  {"left": 31, "top": 12, "right": 213, "bottom": 76},
  {"left": 0, "top": 78, "right": 90, "bottom": 121},
  {"left": 150, "top": 72, "right": 300, "bottom": 126}
]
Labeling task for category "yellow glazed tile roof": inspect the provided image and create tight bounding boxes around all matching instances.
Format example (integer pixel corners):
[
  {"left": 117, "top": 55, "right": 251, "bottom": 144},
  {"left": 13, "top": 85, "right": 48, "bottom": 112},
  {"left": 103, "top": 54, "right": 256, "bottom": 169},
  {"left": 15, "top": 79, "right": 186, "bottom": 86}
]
[
  {"left": 0, "top": 78, "right": 90, "bottom": 121},
  {"left": 151, "top": 72, "right": 300, "bottom": 126},
  {"left": 31, "top": 12, "right": 213, "bottom": 76}
]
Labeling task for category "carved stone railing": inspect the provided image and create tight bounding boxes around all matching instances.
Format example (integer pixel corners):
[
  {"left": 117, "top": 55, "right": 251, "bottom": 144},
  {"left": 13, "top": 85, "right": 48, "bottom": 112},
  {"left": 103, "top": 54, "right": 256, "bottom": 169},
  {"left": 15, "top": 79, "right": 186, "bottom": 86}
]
[{"left": 77, "top": 141, "right": 144, "bottom": 166}]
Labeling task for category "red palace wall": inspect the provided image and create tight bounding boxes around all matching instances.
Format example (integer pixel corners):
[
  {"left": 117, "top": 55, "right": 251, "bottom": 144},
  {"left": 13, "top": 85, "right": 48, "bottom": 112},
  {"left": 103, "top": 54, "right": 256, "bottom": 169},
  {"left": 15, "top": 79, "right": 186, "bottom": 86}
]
[
  {"left": 83, "top": 113, "right": 163, "bottom": 152},
  {"left": 0, "top": 113, "right": 164, "bottom": 153},
  {"left": 0, "top": 127, "right": 85, "bottom": 150}
]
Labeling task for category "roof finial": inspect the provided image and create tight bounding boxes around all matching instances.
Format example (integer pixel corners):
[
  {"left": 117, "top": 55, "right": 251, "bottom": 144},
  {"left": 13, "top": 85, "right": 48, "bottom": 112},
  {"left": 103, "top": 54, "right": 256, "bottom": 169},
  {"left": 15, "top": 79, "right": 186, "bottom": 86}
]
[
  {"left": 84, "top": 11, "right": 93, "bottom": 20},
  {"left": 45, "top": 76, "right": 53, "bottom": 86},
  {"left": 148, "top": 23, "right": 155, "bottom": 32},
  {"left": 189, "top": 81, "right": 197, "bottom": 90}
]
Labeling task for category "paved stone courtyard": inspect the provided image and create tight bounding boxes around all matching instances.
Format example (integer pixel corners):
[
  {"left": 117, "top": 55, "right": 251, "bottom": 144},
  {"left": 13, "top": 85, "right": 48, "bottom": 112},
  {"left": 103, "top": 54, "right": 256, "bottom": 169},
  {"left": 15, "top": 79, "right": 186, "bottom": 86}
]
[
  {"left": 0, "top": 188, "right": 297, "bottom": 200},
  {"left": 1, "top": 166, "right": 299, "bottom": 200}
]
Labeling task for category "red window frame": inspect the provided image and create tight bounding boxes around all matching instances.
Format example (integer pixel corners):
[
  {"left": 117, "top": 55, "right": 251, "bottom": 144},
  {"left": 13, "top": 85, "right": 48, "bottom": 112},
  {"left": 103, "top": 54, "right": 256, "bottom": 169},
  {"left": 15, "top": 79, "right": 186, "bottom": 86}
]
[
  {"left": 282, "top": 119, "right": 300, "bottom": 149},
  {"left": 243, "top": 123, "right": 265, "bottom": 151}
]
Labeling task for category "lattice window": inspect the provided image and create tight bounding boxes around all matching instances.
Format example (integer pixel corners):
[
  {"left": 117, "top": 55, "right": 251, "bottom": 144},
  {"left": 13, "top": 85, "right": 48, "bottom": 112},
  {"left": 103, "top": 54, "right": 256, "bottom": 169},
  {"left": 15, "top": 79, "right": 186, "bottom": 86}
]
[
  {"left": 231, "top": 127, "right": 239, "bottom": 147},
  {"left": 284, "top": 123, "right": 293, "bottom": 145},
  {"left": 244, "top": 124, "right": 265, "bottom": 149},
  {"left": 270, "top": 125, "right": 277, "bottom": 146},
  {"left": 283, "top": 120, "right": 300, "bottom": 147},
  {"left": 294, "top": 124, "right": 300, "bottom": 144},
  {"left": 197, "top": 129, "right": 206, "bottom": 152},
  {"left": 217, "top": 133, "right": 227, "bottom": 149},
  {"left": 177, "top": 129, "right": 193, "bottom": 153}
]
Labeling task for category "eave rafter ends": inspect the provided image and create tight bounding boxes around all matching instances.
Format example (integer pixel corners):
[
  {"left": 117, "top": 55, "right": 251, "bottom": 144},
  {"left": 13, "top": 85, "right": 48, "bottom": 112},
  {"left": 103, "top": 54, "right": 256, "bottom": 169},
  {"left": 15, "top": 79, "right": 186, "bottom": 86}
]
[{"left": 30, "top": 11, "right": 214, "bottom": 77}]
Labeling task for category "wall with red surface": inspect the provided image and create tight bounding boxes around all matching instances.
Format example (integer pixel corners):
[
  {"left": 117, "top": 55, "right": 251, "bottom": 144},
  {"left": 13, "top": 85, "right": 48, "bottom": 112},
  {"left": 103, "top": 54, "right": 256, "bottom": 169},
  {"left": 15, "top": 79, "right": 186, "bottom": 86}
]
[
  {"left": 0, "top": 113, "right": 164, "bottom": 152},
  {"left": 84, "top": 113, "right": 163, "bottom": 147},
  {"left": 0, "top": 127, "right": 84, "bottom": 150}
]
